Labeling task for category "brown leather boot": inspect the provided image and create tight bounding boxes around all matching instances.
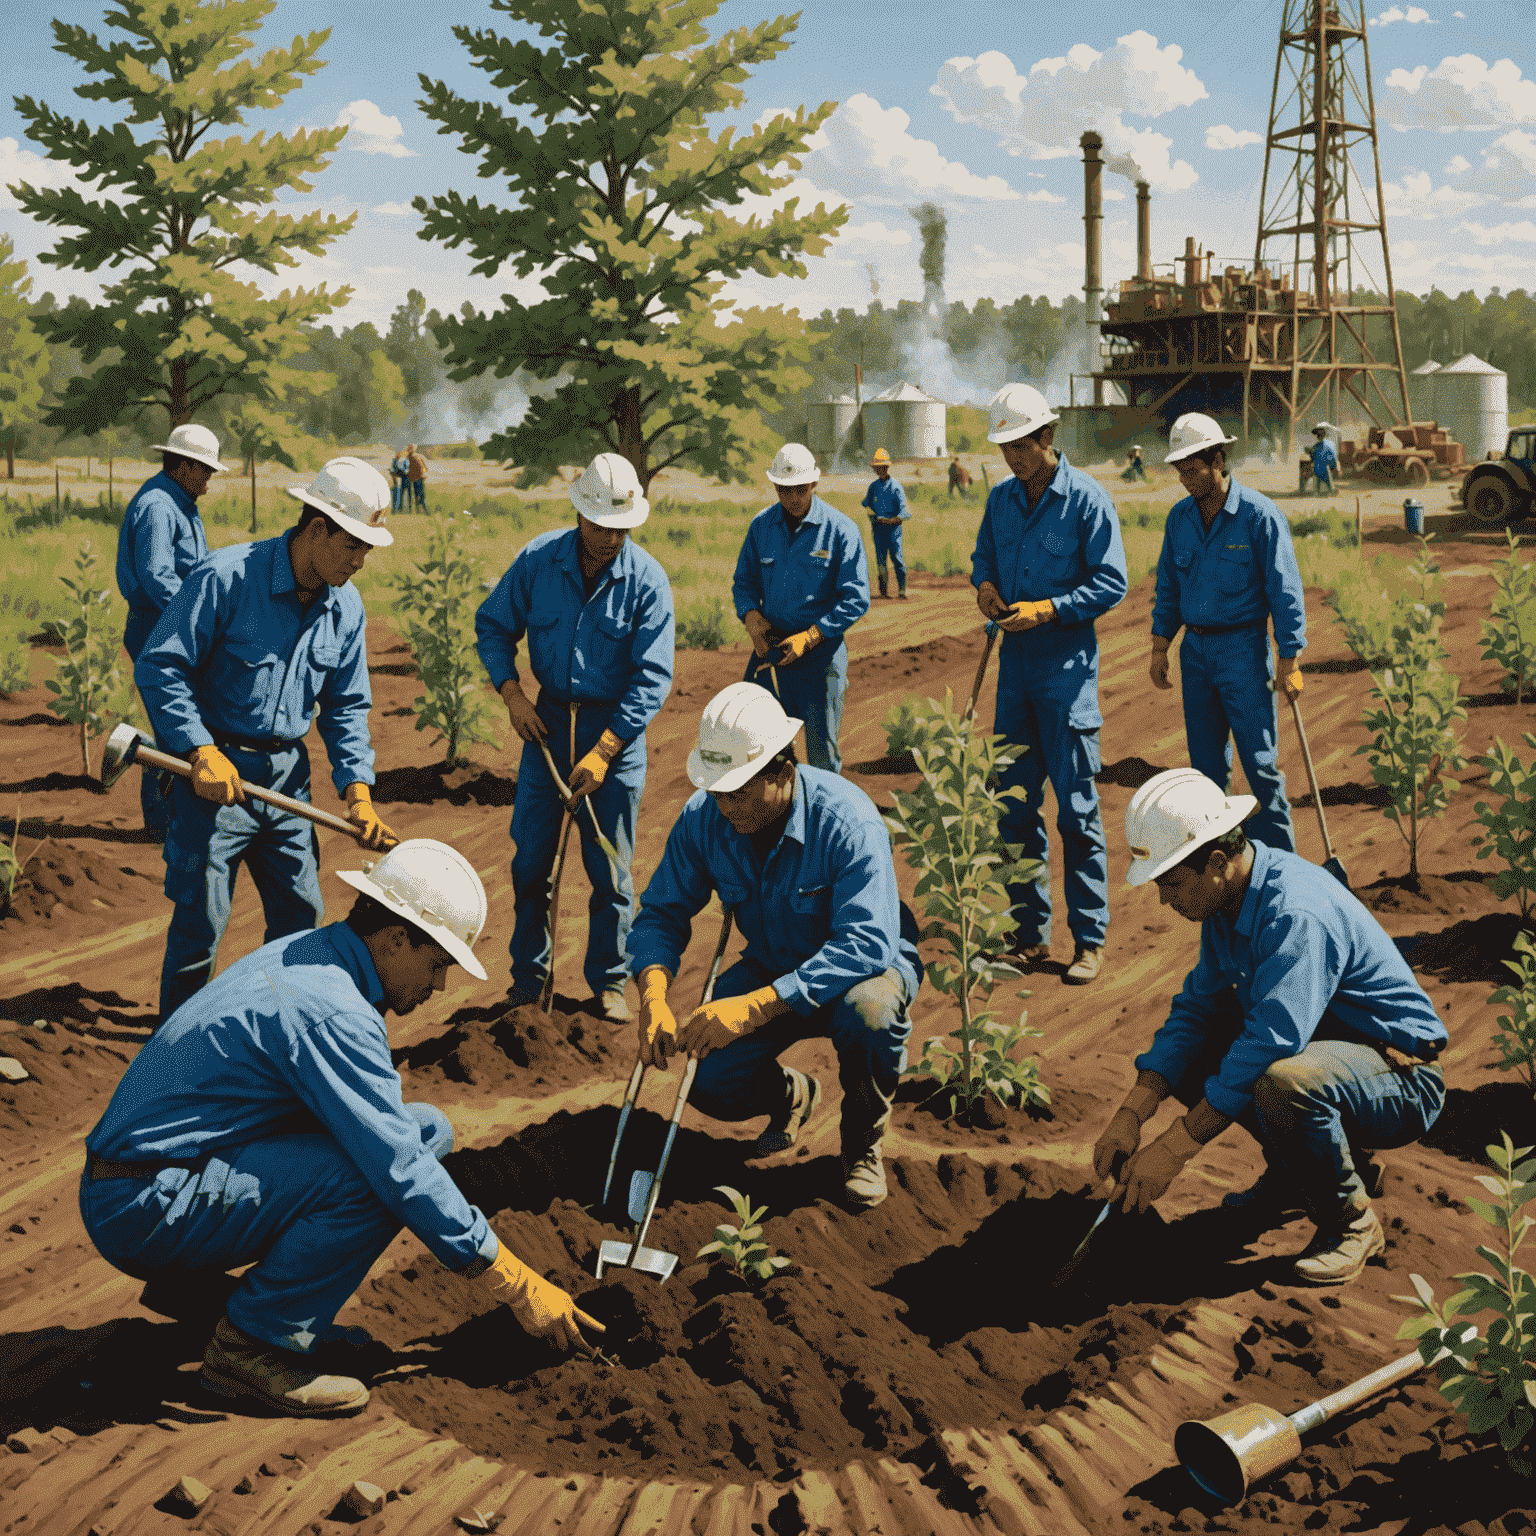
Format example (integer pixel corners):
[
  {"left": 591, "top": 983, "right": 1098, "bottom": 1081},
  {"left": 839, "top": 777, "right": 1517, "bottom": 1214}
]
[{"left": 201, "top": 1316, "right": 370, "bottom": 1417}]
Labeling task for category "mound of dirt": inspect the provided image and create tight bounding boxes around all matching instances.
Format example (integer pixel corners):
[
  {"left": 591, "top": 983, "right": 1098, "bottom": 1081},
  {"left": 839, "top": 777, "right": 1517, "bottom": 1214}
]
[
  {"left": 393, "top": 1002, "right": 623, "bottom": 1095},
  {"left": 0, "top": 842, "right": 157, "bottom": 930},
  {"left": 890, "top": 1077, "right": 1097, "bottom": 1152},
  {"left": 1398, "top": 910, "right": 1533, "bottom": 984},
  {"left": 370, "top": 762, "right": 516, "bottom": 807},
  {"left": 1359, "top": 870, "right": 1501, "bottom": 917}
]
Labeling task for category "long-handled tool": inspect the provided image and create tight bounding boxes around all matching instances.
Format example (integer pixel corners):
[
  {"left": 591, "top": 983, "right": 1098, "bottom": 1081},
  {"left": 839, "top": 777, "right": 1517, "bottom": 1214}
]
[
  {"left": 1051, "top": 1151, "right": 1126, "bottom": 1288},
  {"left": 100, "top": 723, "right": 372, "bottom": 845},
  {"left": 596, "top": 909, "right": 735, "bottom": 1282},
  {"left": 538, "top": 707, "right": 580, "bottom": 1015},
  {"left": 534, "top": 739, "right": 622, "bottom": 878},
  {"left": 1287, "top": 693, "right": 1350, "bottom": 888},
  {"left": 964, "top": 620, "right": 1001, "bottom": 723},
  {"left": 1175, "top": 1326, "right": 1476, "bottom": 1504}
]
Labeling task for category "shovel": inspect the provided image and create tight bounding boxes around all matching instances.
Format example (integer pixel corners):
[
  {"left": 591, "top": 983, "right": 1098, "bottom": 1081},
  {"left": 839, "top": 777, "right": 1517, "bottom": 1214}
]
[
  {"left": 1175, "top": 1326, "right": 1476, "bottom": 1504},
  {"left": 1051, "top": 1152, "right": 1125, "bottom": 1288},
  {"left": 537, "top": 708, "right": 581, "bottom": 1015},
  {"left": 596, "top": 909, "right": 735, "bottom": 1283},
  {"left": 964, "top": 620, "right": 1001, "bottom": 723},
  {"left": 1287, "top": 693, "right": 1349, "bottom": 888}
]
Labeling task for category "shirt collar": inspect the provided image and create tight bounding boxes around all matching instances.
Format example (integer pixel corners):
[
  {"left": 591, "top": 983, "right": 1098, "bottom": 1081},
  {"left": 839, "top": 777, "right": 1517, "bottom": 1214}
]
[
  {"left": 774, "top": 496, "right": 827, "bottom": 533},
  {"left": 274, "top": 532, "right": 339, "bottom": 612},
  {"left": 1220, "top": 476, "right": 1243, "bottom": 517},
  {"left": 325, "top": 921, "right": 388, "bottom": 1010},
  {"left": 153, "top": 470, "right": 199, "bottom": 518},
  {"left": 556, "top": 527, "right": 636, "bottom": 587},
  {"left": 783, "top": 767, "right": 809, "bottom": 846},
  {"left": 1231, "top": 839, "right": 1274, "bottom": 941}
]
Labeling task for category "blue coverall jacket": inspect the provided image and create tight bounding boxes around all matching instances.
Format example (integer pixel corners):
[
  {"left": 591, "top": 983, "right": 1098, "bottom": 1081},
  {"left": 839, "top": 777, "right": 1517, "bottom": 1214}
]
[
  {"left": 861, "top": 476, "right": 910, "bottom": 591},
  {"left": 1310, "top": 439, "right": 1338, "bottom": 488}
]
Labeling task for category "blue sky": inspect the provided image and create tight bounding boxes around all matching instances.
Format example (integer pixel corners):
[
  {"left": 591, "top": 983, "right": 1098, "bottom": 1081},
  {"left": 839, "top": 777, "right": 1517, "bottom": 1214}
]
[{"left": 2, "top": 0, "right": 1533, "bottom": 340}]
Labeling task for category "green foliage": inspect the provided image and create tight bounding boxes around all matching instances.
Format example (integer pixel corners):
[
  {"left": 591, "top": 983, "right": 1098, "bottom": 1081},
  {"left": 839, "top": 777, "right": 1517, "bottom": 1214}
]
[
  {"left": 1290, "top": 508, "right": 1361, "bottom": 547},
  {"left": 1490, "top": 935, "right": 1536, "bottom": 1094},
  {"left": 696, "top": 1185, "right": 791, "bottom": 1282},
  {"left": 462, "top": 497, "right": 525, "bottom": 527},
  {"left": 0, "top": 644, "right": 30, "bottom": 697},
  {"left": 1355, "top": 538, "right": 1468, "bottom": 877},
  {"left": 13, "top": 0, "right": 352, "bottom": 435},
  {"left": 435, "top": 441, "right": 479, "bottom": 461},
  {"left": 881, "top": 700, "right": 925, "bottom": 759},
  {"left": 676, "top": 596, "right": 730, "bottom": 651},
  {"left": 1327, "top": 562, "right": 1400, "bottom": 666},
  {"left": 42, "top": 542, "right": 125, "bottom": 775},
  {"left": 389, "top": 514, "right": 500, "bottom": 766},
  {"left": 1482, "top": 531, "right": 1536, "bottom": 705},
  {"left": 0, "top": 235, "right": 49, "bottom": 473},
  {"left": 1474, "top": 734, "right": 1536, "bottom": 921},
  {"left": 416, "top": 0, "right": 845, "bottom": 491},
  {"left": 0, "top": 808, "right": 38, "bottom": 910},
  {"left": 1395, "top": 1132, "right": 1536, "bottom": 1474},
  {"left": 884, "top": 691, "right": 1048, "bottom": 1117}
]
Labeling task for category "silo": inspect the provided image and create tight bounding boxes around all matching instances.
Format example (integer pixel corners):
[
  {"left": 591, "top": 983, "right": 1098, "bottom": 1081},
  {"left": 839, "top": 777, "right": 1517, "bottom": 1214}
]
[
  {"left": 807, "top": 394, "right": 857, "bottom": 462},
  {"left": 1408, "top": 360, "right": 1440, "bottom": 422},
  {"left": 1435, "top": 353, "right": 1508, "bottom": 461},
  {"left": 864, "top": 381, "right": 947, "bottom": 460}
]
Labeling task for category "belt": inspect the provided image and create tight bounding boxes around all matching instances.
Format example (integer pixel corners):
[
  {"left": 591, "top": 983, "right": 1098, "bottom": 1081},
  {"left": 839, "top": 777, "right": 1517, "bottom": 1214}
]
[
  {"left": 89, "top": 1154, "right": 200, "bottom": 1182},
  {"left": 214, "top": 735, "right": 295, "bottom": 755},
  {"left": 1186, "top": 622, "right": 1265, "bottom": 636}
]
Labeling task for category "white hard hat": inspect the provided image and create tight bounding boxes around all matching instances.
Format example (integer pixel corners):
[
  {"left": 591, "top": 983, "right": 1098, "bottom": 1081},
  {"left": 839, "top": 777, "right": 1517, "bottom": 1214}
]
[
  {"left": 766, "top": 442, "right": 820, "bottom": 486},
  {"left": 336, "top": 837, "right": 489, "bottom": 980},
  {"left": 569, "top": 452, "right": 649, "bottom": 528},
  {"left": 987, "top": 383, "right": 1058, "bottom": 445},
  {"left": 1124, "top": 769, "right": 1256, "bottom": 888},
  {"left": 153, "top": 423, "right": 227, "bottom": 473},
  {"left": 1313, "top": 422, "right": 1330, "bottom": 433},
  {"left": 687, "top": 682, "right": 803, "bottom": 795},
  {"left": 1165, "top": 413, "right": 1238, "bottom": 465},
  {"left": 286, "top": 456, "right": 395, "bottom": 547}
]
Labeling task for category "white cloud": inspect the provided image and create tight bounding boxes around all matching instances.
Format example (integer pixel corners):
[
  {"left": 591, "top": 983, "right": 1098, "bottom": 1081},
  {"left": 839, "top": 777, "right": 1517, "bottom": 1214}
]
[
  {"left": 0, "top": 135, "right": 82, "bottom": 211},
  {"left": 1445, "top": 153, "right": 1472, "bottom": 173},
  {"left": 799, "top": 94, "right": 1020, "bottom": 203},
  {"left": 1206, "top": 124, "right": 1263, "bottom": 151},
  {"left": 933, "top": 33, "right": 1206, "bottom": 190},
  {"left": 1459, "top": 219, "right": 1536, "bottom": 244},
  {"left": 1453, "top": 8, "right": 1465, "bottom": 14},
  {"left": 336, "top": 100, "right": 416, "bottom": 159},
  {"left": 1369, "top": 6, "right": 1436, "bottom": 25},
  {"left": 1383, "top": 168, "right": 1487, "bottom": 218},
  {"left": 1385, "top": 55, "right": 1536, "bottom": 129},
  {"left": 834, "top": 220, "right": 912, "bottom": 245},
  {"left": 1026, "top": 188, "right": 1067, "bottom": 203},
  {"left": 373, "top": 200, "right": 415, "bottom": 216}
]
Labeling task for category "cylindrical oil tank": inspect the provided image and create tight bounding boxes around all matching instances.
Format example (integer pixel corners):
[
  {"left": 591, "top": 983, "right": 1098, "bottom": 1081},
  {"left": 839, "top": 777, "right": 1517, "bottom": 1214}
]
[
  {"left": 863, "top": 381, "right": 946, "bottom": 460},
  {"left": 1435, "top": 353, "right": 1507, "bottom": 461},
  {"left": 807, "top": 395, "right": 857, "bottom": 462},
  {"left": 1408, "top": 359, "right": 1440, "bottom": 421}
]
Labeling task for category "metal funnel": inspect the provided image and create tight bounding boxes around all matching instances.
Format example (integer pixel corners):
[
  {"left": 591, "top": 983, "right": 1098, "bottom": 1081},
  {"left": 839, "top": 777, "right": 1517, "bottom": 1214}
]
[
  {"left": 1174, "top": 1404, "right": 1301, "bottom": 1505},
  {"left": 100, "top": 723, "right": 150, "bottom": 790}
]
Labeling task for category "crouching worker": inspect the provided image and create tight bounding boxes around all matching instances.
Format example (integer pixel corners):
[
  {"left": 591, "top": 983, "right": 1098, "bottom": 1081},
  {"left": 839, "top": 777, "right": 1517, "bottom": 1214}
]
[
  {"left": 628, "top": 683, "right": 921, "bottom": 1211},
  {"left": 1093, "top": 770, "right": 1447, "bottom": 1286},
  {"left": 80, "top": 839, "right": 602, "bottom": 1418}
]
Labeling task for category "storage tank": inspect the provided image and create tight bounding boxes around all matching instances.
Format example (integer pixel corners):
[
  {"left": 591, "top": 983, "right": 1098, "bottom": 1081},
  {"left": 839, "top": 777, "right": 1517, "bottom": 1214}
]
[
  {"left": 863, "top": 381, "right": 946, "bottom": 460},
  {"left": 807, "top": 394, "right": 857, "bottom": 462},
  {"left": 1408, "top": 359, "right": 1440, "bottom": 422},
  {"left": 1435, "top": 353, "right": 1507, "bottom": 461}
]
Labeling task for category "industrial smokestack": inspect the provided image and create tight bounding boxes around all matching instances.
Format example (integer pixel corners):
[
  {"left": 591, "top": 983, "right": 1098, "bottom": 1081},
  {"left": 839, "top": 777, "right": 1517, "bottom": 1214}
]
[
  {"left": 909, "top": 201, "right": 948, "bottom": 318},
  {"left": 1080, "top": 131, "right": 1104, "bottom": 407},
  {"left": 1136, "top": 180, "right": 1152, "bottom": 281}
]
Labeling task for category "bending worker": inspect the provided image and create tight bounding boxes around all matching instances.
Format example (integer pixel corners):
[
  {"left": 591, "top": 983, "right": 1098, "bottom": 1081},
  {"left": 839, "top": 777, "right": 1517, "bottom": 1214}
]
[
  {"left": 861, "top": 447, "right": 910, "bottom": 600},
  {"left": 115, "top": 423, "right": 222, "bottom": 840},
  {"left": 1121, "top": 445, "right": 1147, "bottom": 483},
  {"left": 137, "top": 457, "right": 398, "bottom": 1021},
  {"left": 475, "top": 452, "right": 674, "bottom": 1022},
  {"left": 1094, "top": 769, "right": 1446, "bottom": 1287},
  {"left": 971, "top": 383, "right": 1127, "bottom": 987},
  {"left": 1152, "top": 412, "right": 1305, "bottom": 853},
  {"left": 629, "top": 682, "right": 921, "bottom": 1211},
  {"left": 1309, "top": 424, "right": 1338, "bottom": 495},
  {"left": 733, "top": 443, "right": 870, "bottom": 775},
  {"left": 80, "top": 839, "right": 602, "bottom": 1418}
]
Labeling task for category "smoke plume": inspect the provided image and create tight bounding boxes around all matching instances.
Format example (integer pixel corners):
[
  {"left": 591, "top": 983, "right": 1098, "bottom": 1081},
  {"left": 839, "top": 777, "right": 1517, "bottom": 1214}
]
[{"left": 908, "top": 202, "right": 947, "bottom": 315}]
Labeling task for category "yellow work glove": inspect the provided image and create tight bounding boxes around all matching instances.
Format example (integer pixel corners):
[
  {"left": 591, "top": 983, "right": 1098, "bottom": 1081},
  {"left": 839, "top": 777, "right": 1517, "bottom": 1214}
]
[
  {"left": 569, "top": 729, "right": 624, "bottom": 802},
  {"left": 975, "top": 581, "right": 1009, "bottom": 622},
  {"left": 676, "top": 985, "right": 787, "bottom": 1059},
  {"left": 1276, "top": 656, "right": 1304, "bottom": 701},
  {"left": 1118, "top": 1117, "right": 1203, "bottom": 1216},
  {"left": 1092, "top": 1084, "right": 1162, "bottom": 1183},
  {"left": 776, "top": 624, "right": 823, "bottom": 667},
  {"left": 500, "top": 681, "right": 547, "bottom": 743},
  {"left": 344, "top": 783, "right": 398, "bottom": 850},
  {"left": 481, "top": 1240, "right": 605, "bottom": 1354},
  {"left": 637, "top": 966, "right": 678, "bottom": 1069},
  {"left": 999, "top": 598, "right": 1055, "bottom": 633},
  {"left": 1149, "top": 636, "right": 1173, "bottom": 691},
  {"left": 743, "top": 610, "right": 776, "bottom": 659},
  {"left": 189, "top": 745, "right": 245, "bottom": 806}
]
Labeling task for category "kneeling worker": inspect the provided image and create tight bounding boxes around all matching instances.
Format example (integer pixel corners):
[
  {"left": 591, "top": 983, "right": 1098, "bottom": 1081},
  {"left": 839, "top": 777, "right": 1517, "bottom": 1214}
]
[
  {"left": 629, "top": 683, "right": 921, "bottom": 1210},
  {"left": 1093, "top": 770, "right": 1447, "bottom": 1286},
  {"left": 81, "top": 839, "right": 602, "bottom": 1417}
]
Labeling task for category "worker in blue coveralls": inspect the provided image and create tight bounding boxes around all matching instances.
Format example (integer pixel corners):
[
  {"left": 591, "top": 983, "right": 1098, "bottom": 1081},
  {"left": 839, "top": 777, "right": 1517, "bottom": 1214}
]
[
  {"left": 861, "top": 447, "right": 910, "bottom": 600},
  {"left": 1093, "top": 770, "right": 1446, "bottom": 1286},
  {"left": 475, "top": 452, "right": 674, "bottom": 1024},
  {"left": 972, "top": 383, "right": 1128, "bottom": 987},
  {"left": 80, "top": 839, "right": 603, "bottom": 1419},
  {"left": 733, "top": 442, "right": 870, "bottom": 775},
  {"left": 1151, "top": 412, "right": 1306, "bottom": 854},
  {"left": 136, "top": 456, "right": 399, "bottom": 1022},
  {"left": 630, "top": 682, "right": 922, "bottom": 1211},
  {"left": 1309, "top": 424, "right": 1338, "bottom": 494},
  {"left": 1121, "top": 445, "right": 1147, "bottom": 483},
  {"left": 115, "top": 423, "right": 221, "bottom": 841}
]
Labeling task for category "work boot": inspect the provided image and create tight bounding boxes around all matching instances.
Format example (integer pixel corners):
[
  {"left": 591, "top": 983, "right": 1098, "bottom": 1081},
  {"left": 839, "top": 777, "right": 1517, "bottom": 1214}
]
[
  {"left": 1003, "top": 943, "right": 1051, "bottom": 970},
  {"left": 1292, "top": 1206, "right": 1386, "bottom": 1287},
  {"left": 753, "top": 1069, "right": 822, "bottom": 1157},
  {"left": 841, "top": 1143, "right": 888, "bottom": 1211},
  {"left": 593, "top": 988, "right": 630, "bottom": 1024},
  {"left": 896, "top": 588, "right": 908, "bottom": 600},
  {"left": 200, "top": 1316, "right": 370, "bottom": 1418},
  {"left": 1065, "top": 945, "right": 1105, "bottom": 985},
  {"left": 1220, "top": 1172, "right": 1306, "bottom": 1221}
]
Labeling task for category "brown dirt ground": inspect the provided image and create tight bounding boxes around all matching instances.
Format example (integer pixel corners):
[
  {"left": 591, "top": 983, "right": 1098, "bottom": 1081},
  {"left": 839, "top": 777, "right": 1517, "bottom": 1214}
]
[{"left": 2, "top": 512, "right": 1535, "bottom": 1534}]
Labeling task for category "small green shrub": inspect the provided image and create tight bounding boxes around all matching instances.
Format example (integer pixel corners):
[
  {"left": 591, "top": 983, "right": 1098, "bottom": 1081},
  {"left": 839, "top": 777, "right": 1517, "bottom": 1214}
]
[
  {"left": 676, "top": 596, "right": 730, "bottom": 650},
  {"left": 1327, "top": 562, "right": 1399, "bottom": 666},
  {"left": 434, "top": 441, "right": 479, "bottom": 460},
  {"left": 1290, "top": 508, "right": 1360, "bottom": 546},
  {"left": 665, "top": 524, "right": 693, "bottom": 547},
  {"left": 0, "top": 643, "right": 29, "bottom": 696},
  {"left": 1482, "top": 530, "right": 1536, "bottom": 705},
  {"left": 881, "top": 700, "right": 927, "bottom": 759},
  {"left": 1490, "top": 934, "right": 1536, "bottom": 1093},
  {"left": 462, "top": 496, "right": 525, "bottom": 527},
  {"left": 0, "top": 808, "right": 38, "bottom": 911},
  {"left": 43, "top": 542, "right": 127, "bottom": 775},
  {"left": 1474, "top": 734, "right": 1536, "bottom": 921},
  {"left": 697, "top": 1186, "right": 791, "bottom": 1282}
]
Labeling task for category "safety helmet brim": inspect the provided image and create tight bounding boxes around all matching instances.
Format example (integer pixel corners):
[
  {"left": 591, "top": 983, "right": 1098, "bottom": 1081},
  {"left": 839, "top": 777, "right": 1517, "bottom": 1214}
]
[
  {"left": 284, "top": 486, "right": 395, "bottom": 546},
  {"left": 988, "top": 413, "right": 1059, "bottom": 446},
  {"left": 687, "top": 715, "right": 804, "bottom": 794},
  {"left": 334, "top": 868, "right": 488, "bottom": 979},
  {"left": 154, "top": 440, "right": 227, "bottom": 472},
  {"left": 766, "top": 468, "right": 820, "bottom": 487},
  {"left": 1125, "top": 793, "right": 1257, "bottom": 886}
]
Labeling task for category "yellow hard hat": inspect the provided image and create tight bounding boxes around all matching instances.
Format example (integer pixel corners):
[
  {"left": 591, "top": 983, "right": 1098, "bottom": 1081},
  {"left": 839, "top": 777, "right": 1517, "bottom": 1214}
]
[{"left": 870, "top": 447, "right": 891, "bottom": 467}]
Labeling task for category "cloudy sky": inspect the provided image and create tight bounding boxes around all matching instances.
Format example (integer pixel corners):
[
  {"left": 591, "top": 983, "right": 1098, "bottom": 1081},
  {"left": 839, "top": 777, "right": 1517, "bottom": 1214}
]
[{"left": 1, "top": 0, "right": 1531, "bottom": 334}]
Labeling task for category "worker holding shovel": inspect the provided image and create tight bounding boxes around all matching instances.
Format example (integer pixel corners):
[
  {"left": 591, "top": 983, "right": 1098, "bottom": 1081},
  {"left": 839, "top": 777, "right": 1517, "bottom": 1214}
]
[
  {"left": 627, "top": 682, "right": 922, "bottom": 1211},
  {"left": 136, "top": 457, "right": 400, "bottom": 1022},
  {"left": 1092, "top": 769, "right": 1448, "bottom": 1286},
  {"left": 475, "top": 452, "right": 674, "bottom": 1022}
]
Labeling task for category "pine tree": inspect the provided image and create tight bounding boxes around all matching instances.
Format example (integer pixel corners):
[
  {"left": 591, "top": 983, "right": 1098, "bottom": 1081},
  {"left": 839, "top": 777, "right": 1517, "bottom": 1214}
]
[
  {"left": 9, "top": 0, "right": 354, "bottom": 437},
  {"left": 0, "top": 236, "right": 49, "bottom": 480},
  {"left": 415, "top": 0, "right": 845, "bottom": 490}
]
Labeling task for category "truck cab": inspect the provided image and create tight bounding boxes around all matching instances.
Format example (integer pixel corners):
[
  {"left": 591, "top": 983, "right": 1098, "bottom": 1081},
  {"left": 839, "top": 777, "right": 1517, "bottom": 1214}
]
[{"left": 1465, "top": 428, "right": 1536, "bottom": 526}]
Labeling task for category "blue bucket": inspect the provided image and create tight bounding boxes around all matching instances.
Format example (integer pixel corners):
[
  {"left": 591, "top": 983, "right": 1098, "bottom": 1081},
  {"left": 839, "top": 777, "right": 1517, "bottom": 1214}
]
[{"left": 1403, "top": 498, "right": 1425, "bottom": 535}]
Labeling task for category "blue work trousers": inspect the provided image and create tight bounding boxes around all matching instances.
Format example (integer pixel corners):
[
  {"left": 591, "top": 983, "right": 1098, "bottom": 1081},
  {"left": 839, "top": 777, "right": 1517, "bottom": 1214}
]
[
  {"left": 1164, "top": 1005, "right": 1444, "bottom": 1223},
  {"left": 390, "top": 479, "right": 406, "bottom": 512},
  {"left": 509, "top": 696, "right": 642, "bottom": 998},
  {"left": 745, "top": 642, "right": 848, "bottom": 774},
  {"left": 871, "top": 525, "right": 906, "bottom": 591},
  {"left": 995, "top": 695, "right": 1108, "bottom": 948},
  {"left": 80, "top": 1103, "right": 452, "bottom": 1354},
  {"left": 1179, "top": 627, "right": 1295, "bottom": 853},
  {"left": 139, "top": 720, "right": 175, "bottom": 842},
  {"left": 159, "top": 744, "right": 324, "bottom": 1021},
  {"left": 689, "top": 959, "right": 912, "bottom": 1154}
]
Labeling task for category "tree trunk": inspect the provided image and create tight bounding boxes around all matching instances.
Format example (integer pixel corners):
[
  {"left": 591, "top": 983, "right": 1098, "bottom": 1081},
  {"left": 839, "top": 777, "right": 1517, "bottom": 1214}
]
[
  {"left": 79, "top": 717, "right": 89, "bottom": 778},
  {"left": 615, "top": 386, "right": 651, "bottom": 491},
  {"left": 250, "top": 453, "right": 257, "bottom": 534},
  {"left": 5, "top": 442, "right": 12, "bottom": 480}
]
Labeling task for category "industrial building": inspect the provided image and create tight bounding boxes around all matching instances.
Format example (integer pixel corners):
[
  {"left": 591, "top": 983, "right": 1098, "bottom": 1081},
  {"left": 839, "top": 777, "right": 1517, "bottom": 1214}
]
[{"left": 806, "top": 382, "right": 947, "bottom": 465}]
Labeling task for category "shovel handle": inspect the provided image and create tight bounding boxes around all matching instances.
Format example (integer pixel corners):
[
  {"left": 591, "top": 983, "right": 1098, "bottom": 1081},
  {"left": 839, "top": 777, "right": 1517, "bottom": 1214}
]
[
  {"left": 1287, "top": 695, "right": 1337, "bottom": 864},
  {"left": 1290, "top": 1325, "right": 1477, "bottom": 1435},
  {"left": 964, "top": 621, "right": 1000, "bottom": 722},
  {"left": 131, "top": 742, "right": 365, "bottom": 843},
  {"left": 601, "top": 1057, "right": 647, "bottom": 1208}
]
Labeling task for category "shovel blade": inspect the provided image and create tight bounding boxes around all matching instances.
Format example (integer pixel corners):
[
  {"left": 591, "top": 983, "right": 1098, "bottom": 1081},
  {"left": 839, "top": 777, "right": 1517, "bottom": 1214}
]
[
  {"left": 595, "top": 1238, "right": 678, "bottom": 1282},
  {"left": 626, "top": 1169, "right": 653, "bottom": 1226}
]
